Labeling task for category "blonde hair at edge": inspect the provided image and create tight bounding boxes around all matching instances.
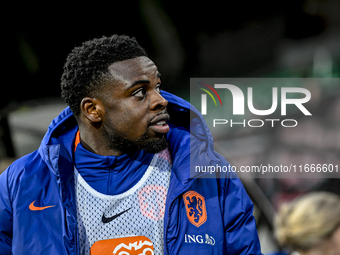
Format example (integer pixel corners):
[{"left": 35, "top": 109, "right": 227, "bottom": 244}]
[{"left": 274, "top": 192, "right": 340, "bottom": 254}]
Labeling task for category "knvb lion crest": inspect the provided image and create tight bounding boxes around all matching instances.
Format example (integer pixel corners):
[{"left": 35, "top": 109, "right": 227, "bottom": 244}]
[{"left": 183, "top": 191, "right": 207, "bottom": 227}]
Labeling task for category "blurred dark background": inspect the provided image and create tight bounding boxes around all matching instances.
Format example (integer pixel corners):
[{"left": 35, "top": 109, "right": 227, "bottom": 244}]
[
  {"left": 4, "top": 0, "right": 340, "bottom": 102},
  {"left": 2, "top": 1, "right": 340, "bottom": 253}
]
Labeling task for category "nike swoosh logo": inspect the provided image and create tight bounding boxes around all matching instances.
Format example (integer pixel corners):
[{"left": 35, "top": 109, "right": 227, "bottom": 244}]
[
  {"left": 29, "top": 200, "right": 56, "bottom": 211},
  {"left": 102, "top": 207, "right": 132, "bottom": 223}
]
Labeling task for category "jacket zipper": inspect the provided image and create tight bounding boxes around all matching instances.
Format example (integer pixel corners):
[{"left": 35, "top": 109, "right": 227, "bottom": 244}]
[{"left": 164, "top": 183, "right": 194, "bottom": 255}]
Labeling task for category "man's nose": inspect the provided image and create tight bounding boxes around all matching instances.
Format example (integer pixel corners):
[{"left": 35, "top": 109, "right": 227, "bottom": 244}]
[{"left": 150, "top": 91, "right": 168, "bottom": 111}]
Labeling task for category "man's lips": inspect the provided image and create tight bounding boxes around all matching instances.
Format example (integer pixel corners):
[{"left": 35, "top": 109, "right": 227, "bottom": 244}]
[{"left": 149, "top": 113, "right": 170, "bottom": 134}]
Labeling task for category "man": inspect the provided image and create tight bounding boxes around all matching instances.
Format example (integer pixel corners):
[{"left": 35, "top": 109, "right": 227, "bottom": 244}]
[{"left": 0, "top": 35, "right": 261, "bottom": 254}]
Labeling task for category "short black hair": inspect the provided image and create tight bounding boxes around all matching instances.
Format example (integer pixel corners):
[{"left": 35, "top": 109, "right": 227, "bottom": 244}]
[{"left": 61, "top": 35, "right": 147, "bottom": 116}]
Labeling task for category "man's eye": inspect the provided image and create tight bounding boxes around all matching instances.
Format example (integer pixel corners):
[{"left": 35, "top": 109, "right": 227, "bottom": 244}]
[
  {"left": 156, "top": 84, "right": 163, "bottom": 93},
  {"left": 133, "top": 88, "right": 147, "bottom": 98}
]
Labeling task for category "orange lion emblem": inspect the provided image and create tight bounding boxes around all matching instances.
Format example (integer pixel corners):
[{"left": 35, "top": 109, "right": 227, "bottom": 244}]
[{"left": 183, "top": 191, "right": 207, "bottom": 227}]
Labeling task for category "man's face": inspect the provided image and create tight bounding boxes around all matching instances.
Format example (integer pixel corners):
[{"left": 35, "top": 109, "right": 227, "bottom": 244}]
[{"left": 98, "top": 56, "right": 169, "bottom": 154}]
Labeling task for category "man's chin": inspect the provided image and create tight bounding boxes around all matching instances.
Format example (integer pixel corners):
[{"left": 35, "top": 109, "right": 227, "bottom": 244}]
[
  {"left": 142, "top": 136, "right": 168, "bottom": 154},
  {"left": 108, "top": 131, "right": 168, "bottom": 155}
]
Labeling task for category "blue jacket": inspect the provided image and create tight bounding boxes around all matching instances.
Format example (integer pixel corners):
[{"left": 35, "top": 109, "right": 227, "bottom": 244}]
[{"left": 0, "top": 91, "right": 261, "bottom": 254}]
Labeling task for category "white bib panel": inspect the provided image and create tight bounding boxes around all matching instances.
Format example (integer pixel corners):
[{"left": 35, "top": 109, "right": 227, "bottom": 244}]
[{"left": 75, "top": 149, "right": 172, "bottom": 255}]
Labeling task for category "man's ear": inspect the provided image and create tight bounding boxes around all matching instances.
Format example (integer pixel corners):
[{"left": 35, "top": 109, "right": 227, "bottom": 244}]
[{"left": 80, "top": 97, "right": 105, "bottom": 124}]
